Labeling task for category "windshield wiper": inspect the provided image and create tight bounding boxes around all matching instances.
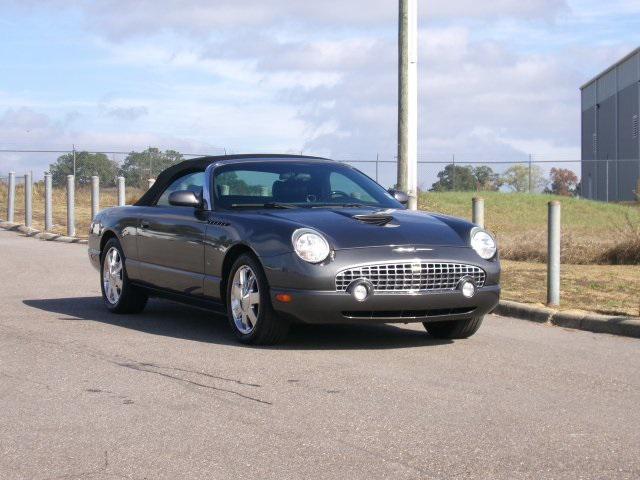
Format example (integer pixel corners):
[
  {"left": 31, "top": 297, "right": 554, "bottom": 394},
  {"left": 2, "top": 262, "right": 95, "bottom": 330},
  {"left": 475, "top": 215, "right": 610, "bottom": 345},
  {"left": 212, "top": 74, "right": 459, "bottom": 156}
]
[
  {"left": 310, "top": 203, "right": 365, "bottom": 208},
  {"left": 230, "top": 202, "right": 298, "bottom": 209}
]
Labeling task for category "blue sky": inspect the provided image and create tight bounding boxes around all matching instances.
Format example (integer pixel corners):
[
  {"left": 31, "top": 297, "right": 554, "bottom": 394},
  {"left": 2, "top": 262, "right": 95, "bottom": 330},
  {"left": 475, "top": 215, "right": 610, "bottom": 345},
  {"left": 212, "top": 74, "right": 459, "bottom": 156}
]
[{"left": 1, "top": 0, "right": 639, "bottom": 186}]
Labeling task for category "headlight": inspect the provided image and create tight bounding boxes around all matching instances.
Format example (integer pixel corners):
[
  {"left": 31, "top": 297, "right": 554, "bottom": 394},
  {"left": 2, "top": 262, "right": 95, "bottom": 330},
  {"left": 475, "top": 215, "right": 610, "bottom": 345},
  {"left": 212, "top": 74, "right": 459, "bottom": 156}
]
[
  {"left": 292, "top": 228, "right": 330, "bottom": 263},
  {"left": 470, "top": 228, "right": 497, "bottom": 260}
]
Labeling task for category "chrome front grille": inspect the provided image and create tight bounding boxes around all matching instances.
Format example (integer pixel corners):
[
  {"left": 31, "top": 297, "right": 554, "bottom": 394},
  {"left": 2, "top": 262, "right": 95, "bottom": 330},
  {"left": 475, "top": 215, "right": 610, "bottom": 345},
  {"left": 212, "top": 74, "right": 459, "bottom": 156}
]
[{"left": 335, "top": 262, "right": 486, "bottom": 293}]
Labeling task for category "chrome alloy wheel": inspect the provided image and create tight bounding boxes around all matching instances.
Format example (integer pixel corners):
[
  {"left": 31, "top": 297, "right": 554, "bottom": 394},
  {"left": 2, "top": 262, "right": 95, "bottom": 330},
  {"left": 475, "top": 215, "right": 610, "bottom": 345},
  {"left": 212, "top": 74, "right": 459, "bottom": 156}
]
[
  {"left": 230, "top": 265, "right": 260, "bottom": 334},
  {"left": 103, "top": 247, "right": 123, "bottom": 305}
]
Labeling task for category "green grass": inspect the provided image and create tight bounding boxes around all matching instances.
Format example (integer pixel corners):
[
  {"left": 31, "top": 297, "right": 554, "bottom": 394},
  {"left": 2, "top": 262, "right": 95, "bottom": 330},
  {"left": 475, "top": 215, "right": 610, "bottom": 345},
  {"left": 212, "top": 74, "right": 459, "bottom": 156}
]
[
  {"left": 422, "top": 190, "right": 639, "bottom": 237},
  {"left": 421, "top": 191, "right": 640, "bottom": 264}
]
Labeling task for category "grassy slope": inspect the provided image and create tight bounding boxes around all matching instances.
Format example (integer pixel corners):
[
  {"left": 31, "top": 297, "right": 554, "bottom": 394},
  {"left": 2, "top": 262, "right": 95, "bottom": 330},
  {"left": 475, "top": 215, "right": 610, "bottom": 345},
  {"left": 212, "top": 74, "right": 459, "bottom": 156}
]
[
  {"left": 1, "top": 185, "right": 638, "bottom": 316},
  {"left": 422, "top": 191, "right": 639, "bottom": 316},
  {"left": 421, "top": 191, "right": 640, "bottom": 264}
]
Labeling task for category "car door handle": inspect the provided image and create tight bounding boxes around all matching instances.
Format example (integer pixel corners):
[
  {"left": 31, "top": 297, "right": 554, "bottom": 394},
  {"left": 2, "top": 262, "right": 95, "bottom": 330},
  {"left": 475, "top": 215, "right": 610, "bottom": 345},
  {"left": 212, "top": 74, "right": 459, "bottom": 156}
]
[{"left": 140, "top": 220, "right": 150, "bottom": 229}]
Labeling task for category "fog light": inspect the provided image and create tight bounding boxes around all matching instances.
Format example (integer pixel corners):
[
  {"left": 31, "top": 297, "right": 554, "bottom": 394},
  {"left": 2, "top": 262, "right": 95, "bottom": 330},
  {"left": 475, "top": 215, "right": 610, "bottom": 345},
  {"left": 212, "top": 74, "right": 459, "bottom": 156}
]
[
  {"left": 348, "top": 280, "right": 372, "bottom": 302},
  {"left": 460, "top": 279, "right": 476, "bottom": 298},
  {"left": 353, "top": 284, "right": 369, "bottom": 302}
]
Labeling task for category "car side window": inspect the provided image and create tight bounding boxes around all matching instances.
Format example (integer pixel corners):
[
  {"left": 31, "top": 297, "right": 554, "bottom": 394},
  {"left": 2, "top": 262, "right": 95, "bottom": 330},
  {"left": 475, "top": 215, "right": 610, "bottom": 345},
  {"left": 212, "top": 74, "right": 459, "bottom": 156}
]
[
  {"left": 155, "top": 171, "right": 205, "bottom": 207},
  {"left": 216, "top": 170, "right": 281, "bottom": 198}
]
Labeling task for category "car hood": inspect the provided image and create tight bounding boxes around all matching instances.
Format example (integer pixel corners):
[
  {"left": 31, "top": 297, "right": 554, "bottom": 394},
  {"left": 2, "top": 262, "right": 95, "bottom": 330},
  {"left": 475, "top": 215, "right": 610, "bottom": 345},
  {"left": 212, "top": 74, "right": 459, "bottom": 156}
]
[{"left": 262, "top": 207, "right": 470, "bottom": 250}]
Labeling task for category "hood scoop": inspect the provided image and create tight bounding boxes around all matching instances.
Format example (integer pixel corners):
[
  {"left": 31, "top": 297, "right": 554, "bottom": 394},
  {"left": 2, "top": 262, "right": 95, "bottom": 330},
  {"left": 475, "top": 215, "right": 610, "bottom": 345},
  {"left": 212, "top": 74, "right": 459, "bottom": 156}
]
[{"left": 352, "top": 213, "right": 394, "bottom": 226}]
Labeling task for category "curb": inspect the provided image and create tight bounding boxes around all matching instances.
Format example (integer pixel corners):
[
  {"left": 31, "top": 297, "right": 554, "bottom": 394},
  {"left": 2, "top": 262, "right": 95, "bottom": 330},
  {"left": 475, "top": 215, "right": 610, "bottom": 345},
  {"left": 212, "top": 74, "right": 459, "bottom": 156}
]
[
  {"left": 0, "top": 221, "right": 88, "bottom": 244},
  {"left": 494, "top": 300, "right": 640, "bottom": 339},
  {"left": 493, "top": 300, "right": 555, "bottom": 324},
  {"left": 2, "top": 219, "right": 638, "bottom": 339}
]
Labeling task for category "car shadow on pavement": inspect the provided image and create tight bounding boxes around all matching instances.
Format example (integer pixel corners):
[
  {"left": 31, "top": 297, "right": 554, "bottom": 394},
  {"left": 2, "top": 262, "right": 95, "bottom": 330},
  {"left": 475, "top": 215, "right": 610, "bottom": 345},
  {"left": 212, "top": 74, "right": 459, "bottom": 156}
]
[{"left": 23, "top": 296, "right": 452, "bottom": 350}]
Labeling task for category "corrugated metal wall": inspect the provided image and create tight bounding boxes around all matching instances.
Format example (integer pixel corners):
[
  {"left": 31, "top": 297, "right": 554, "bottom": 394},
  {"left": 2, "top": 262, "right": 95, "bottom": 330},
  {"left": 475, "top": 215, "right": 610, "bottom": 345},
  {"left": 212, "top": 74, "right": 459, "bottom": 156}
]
[
  {"left": 582, "top": 83, "right": 597, "bottom": 199},
  {"left": 581, "top": 50, "right": 640, "bottom": 201}
]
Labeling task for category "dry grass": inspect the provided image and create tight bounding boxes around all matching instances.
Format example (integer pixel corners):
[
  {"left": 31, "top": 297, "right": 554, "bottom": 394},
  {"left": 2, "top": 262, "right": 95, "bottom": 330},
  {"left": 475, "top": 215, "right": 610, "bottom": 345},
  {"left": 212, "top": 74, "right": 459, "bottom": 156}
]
[
  {"left": 600, "top": 238, "right": 640, "bottom": 264},
  {"left": 597, "top": 216, "right": 640, "bottom": 264},
  {"left": 502, "top": 260, "right": 639, "bottom": 317},
  {"left": 0, "top": 183, "right": 144, "bottom": 237}
]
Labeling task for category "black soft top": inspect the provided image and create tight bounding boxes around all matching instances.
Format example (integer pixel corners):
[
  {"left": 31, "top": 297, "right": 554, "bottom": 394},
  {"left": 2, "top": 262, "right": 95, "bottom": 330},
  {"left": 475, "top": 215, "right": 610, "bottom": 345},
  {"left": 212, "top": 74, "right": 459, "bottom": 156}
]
[{"left": 134, "top": 154, "right": 330, "bottom": 206}]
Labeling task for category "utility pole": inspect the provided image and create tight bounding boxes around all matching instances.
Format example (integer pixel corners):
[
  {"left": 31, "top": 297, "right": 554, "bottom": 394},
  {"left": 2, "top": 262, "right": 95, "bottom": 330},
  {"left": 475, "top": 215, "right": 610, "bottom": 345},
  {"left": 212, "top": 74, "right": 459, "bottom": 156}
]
[{"left": 397, "top": 0, "right": 418, "bottom": 210}]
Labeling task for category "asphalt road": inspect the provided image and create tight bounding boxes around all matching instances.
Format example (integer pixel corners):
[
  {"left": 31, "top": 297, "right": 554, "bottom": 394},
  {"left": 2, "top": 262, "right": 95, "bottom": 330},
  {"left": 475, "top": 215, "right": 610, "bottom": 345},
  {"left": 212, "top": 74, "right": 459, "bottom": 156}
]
[{"left": 1, "top": 229, "right": 639, "bottom": 480}]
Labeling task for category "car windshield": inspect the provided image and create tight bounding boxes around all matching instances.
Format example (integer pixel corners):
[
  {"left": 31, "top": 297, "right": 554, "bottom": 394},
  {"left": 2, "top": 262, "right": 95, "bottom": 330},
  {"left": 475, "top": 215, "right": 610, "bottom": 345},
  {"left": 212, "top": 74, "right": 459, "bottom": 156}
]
[{"left": 213, "top": 161, "right": 403, "bottom": 210}]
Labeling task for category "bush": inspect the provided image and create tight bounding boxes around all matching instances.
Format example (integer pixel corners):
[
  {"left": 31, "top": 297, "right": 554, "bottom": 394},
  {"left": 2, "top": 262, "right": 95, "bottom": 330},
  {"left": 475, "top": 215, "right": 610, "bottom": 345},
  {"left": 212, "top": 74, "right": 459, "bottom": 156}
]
[{"left": 598, "top": 215, "right": 640, "bottom": 264}]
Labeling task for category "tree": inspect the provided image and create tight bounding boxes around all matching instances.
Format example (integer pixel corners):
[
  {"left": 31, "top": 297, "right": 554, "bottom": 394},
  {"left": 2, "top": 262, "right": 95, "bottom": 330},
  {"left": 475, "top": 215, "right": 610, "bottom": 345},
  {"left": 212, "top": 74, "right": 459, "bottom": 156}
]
[
  {"left": 49, "top": 151, "right": 119, "bottom": 187},
  {"left": 430, "top": 164, "right": 476, "bottom": 191},
  {"left": 430, "top": 164, "right": 502, "bottom": 192},
  {"left": 502, "top": 164, "right": 546, "bottom": 193},
  {"left": 119, "top": 148, "right": 183, "bottom": 188},
  {"left": 547, "top": 167, "right": 578, "bottom": 196},
  {"left": 473, "top": 166, "right": 502, "bottom": 191}
]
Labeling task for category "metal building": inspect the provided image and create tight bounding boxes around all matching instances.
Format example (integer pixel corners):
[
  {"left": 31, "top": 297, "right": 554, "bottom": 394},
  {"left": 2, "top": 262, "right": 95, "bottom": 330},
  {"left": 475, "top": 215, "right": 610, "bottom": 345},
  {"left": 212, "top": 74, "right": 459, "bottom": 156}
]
[{"left": 581, "top": 47, "right": 640, "bottom": 202}]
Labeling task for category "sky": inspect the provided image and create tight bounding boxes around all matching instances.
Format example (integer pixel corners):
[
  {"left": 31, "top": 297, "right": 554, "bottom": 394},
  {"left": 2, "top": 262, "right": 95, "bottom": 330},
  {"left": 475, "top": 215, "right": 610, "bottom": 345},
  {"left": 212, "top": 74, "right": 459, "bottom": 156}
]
[{"left": 1, "top": 0, "right": 639, "bottom": 187}]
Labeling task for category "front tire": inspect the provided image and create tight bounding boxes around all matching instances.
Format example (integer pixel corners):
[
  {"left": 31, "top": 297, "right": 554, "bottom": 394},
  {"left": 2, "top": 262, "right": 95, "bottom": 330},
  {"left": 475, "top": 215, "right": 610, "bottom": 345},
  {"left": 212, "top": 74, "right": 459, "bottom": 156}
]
[
  {"left": 226, "top": 254, "right": 289, "bottom": 345},
  {"left": 423, "top": 316, "right": 484, "bottom": 339},
  {"left": 101, "top": 238, "right": 148, "bottom": 314}
]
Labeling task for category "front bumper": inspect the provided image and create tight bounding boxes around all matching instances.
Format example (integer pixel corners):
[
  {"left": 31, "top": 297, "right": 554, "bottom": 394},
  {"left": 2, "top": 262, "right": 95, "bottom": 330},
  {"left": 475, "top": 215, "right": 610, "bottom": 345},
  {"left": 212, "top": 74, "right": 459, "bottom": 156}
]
[
  {"left": 263, "top": 245, "right": 500, "bottom": 324},
  {"left": 270, "top": 285, "right": 500, "bottom": 325}
]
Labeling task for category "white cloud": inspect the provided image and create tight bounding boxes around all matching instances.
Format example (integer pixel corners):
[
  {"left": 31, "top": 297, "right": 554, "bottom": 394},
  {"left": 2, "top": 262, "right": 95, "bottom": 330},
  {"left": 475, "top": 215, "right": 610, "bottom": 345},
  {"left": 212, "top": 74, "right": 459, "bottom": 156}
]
[
  {"left": 2, "top": 0, "right": 636, "bottom": 188},
  {"left": 9, "top": 0, "right": 568, "bottom": 39},
  {"left": 0, "top": 107, "right": 221, "bottom": 176},
  {"left": 102, "top": 105, "right": 149, "bottom": 121},
  {"left": 288, "top": 26, "right": 582, "bottom": 164}
]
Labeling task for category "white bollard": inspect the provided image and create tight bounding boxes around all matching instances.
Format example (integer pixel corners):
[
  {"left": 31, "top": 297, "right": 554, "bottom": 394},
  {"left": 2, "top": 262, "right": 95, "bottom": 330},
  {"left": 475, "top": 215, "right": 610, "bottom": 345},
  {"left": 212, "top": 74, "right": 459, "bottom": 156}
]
[
  {"left": 67, "top": 175, "right": 75, "bottom": 237},
  {"left": 117, "top": 176, "right": 126, "bottom": 206},
  {"left": 24, "top": 172, "right": 32, "bottom": 228},
  {"left": 7, "top": 171, "right": 15, "bottom": 223},
  {"left": 44, "top": 173, "right": 53, "bottom": 231},
  {"left": 472, "top": 197, "right": 484, "bottom": 229},
  {"left": 547, "top": 201, "right": 561, "bottom": 306},
  {"left": 91, "top": 176, "right": 100, "bottom": 220}
]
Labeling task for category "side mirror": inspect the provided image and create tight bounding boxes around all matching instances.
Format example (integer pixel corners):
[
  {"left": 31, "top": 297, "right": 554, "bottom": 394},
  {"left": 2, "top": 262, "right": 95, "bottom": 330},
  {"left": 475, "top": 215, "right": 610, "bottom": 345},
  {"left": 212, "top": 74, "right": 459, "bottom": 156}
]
[
  {"left": 388, "top": 189, "right": 409, "bottom": 205},
  {"left": 169, "top": 190, "right": 202, "bottom": 208}
]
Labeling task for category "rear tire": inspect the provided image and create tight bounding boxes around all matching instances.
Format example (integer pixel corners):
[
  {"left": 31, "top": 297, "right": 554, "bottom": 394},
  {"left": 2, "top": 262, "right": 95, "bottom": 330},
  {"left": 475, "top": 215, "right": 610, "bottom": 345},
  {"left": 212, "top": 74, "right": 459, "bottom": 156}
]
[
  {"left": 226, "top": 253, "right": 289, "bottom": 345},
  {"left": 100, "top": 238, "right": 148, "bottom": 314},
  {"left": 423, "top": 316, "right": 484, "bottom": 339}
]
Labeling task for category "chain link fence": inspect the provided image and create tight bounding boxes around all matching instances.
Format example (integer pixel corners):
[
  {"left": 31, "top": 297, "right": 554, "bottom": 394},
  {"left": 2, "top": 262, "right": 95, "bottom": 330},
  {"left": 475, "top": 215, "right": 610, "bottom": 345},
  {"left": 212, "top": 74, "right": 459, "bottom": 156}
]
[{"left": 1, "top": 148, "right": 638, "bottom": 200}]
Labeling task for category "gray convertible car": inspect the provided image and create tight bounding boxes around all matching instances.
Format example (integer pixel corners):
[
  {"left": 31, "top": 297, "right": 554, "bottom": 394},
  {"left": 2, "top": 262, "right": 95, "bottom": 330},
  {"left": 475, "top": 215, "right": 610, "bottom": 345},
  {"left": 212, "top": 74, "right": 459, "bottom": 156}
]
[{"left": 89, "top": 154, "right": 500, "bottom": 344}]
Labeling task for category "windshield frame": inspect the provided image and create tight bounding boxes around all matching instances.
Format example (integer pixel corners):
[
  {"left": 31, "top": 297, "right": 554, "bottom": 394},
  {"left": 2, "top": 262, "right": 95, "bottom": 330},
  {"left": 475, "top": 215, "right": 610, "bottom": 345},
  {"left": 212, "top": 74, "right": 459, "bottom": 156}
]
[{"left": 211, "top": 160, "right": 404, "bottom": 211}]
